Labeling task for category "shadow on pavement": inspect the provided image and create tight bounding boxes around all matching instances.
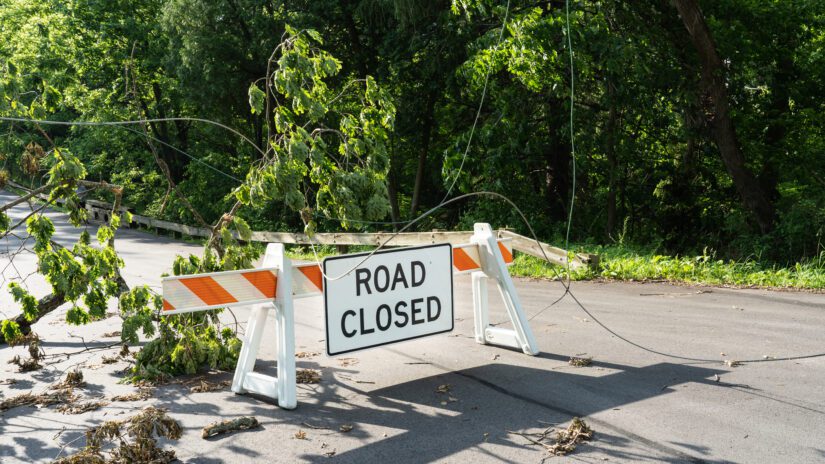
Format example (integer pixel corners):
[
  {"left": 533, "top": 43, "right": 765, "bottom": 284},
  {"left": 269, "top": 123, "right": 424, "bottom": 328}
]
[{"left": 164, "top": 358, "right": 730, "bottom": 463}]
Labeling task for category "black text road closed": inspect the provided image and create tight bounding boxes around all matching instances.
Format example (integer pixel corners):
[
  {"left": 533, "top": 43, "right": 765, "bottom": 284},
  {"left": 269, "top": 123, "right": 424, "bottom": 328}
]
[{"left": 323, "top": 243, "right": 454, "bottom": 356}]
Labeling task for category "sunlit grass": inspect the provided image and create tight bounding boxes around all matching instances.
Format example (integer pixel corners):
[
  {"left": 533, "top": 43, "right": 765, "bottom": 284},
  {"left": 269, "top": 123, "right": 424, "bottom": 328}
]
[
  {"left": 509, "top": 245, "right": 825, "bottom": 290},
  {"left": 286, "top": 243, "right": 825, "bottom": 290}
]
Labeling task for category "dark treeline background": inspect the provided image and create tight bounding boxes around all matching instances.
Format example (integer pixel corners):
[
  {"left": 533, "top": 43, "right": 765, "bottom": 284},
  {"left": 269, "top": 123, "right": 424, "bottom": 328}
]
[{"left": 1, "top": 0, "right": 823, "bottom": 262}]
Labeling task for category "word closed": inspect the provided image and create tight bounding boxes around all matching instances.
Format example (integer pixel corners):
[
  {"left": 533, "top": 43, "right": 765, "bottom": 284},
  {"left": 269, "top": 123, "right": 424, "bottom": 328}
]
[{"left": 323, "top": 244, "right": 454, "bottom": 356}]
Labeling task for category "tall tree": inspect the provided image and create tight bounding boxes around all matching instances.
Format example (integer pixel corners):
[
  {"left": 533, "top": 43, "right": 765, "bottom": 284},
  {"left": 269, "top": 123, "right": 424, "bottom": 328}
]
[{"left": 672, "top": 0, "right": 775, "bottom": 233}]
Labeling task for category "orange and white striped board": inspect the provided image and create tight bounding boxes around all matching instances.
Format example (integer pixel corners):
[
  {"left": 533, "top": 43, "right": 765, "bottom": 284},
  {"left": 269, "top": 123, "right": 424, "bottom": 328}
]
[
  {"left": 162, "top": 268, "right": 279, "bottom": 315},
  {"left": 286, "top": 239, "right": 514, "bottom": 299},
  {"left": 291, "top": 262, "right": 323, "bottom": 298},
  {"left": 162, "top": 238, "right": 515, "bottom": 313},
  {"left": 452, "top": 238, "right": 514, "bottom": 274}
]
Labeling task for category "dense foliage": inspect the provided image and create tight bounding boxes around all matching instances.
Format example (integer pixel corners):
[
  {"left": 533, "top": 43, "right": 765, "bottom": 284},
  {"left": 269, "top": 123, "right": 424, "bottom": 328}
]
[{"left": 2, "top": 0, "right": 823, "bottom": 262}]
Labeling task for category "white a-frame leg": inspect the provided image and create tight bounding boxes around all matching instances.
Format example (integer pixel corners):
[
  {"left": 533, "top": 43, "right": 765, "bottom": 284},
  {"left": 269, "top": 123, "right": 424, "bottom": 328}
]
[
  {"left": 471, "top": 223, "right": 539, "bottom": 356},
  {"left": 231, "top": 243, "right": 297, "bottom": 409}
]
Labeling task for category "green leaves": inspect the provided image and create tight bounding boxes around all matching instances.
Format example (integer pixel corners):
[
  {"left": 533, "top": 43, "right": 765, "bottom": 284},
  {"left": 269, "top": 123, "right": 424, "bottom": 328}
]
[
  {"left": 26, "top": 214, "right": 55, "bottom": 253},
  {"left": 9, "top": 283, "right": 38, "bottom": 322},
  {"left": 97, "top": 225, "right": 115, "bottom": 245},
  {"left": 236, "top": 27, "right": 395, "bottom": 229},
  {"left": 1, "top": 320, "right": 23, "bottom": 344},
  {"left": 248, "top": 83, "right": 265, "bottom": 115},
  {"left": 0, "top": 212, "right": 9, "bottom": 234},
  {"left": 47, "top": 149, "right": 87, "bottom": 188},
  {"left": 119, "top": 286, "right": 159, "bottom": 345}
]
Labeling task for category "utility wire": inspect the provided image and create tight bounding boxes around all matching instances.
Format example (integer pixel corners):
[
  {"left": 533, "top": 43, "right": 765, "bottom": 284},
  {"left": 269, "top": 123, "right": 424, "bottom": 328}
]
[
  {"left": 0, "top": 116, "right": 265, "bottom": 157},
  {"left": 564, "top": 0, "right": 577, "bottom": 266},
  {"left": 307, "top": 189, "right": 559, "bottom": 282},
  {"left": 4, "top": 54, "right": 821, "bottom": 365},
  {"left": 440, "top": 0, "right": 511, "bottom": 203},
  {"left": 117, "top": 125, "right": 243, "bottom": 182}
]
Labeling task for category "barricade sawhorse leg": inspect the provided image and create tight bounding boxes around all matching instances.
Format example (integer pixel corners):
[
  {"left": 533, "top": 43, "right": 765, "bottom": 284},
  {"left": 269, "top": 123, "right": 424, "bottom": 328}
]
[
  {"left": 470, "top": 223, "right": 539, "bottom": 356},
  {"left": 231, "top": 244, "right": 297, "bottom": 409}
]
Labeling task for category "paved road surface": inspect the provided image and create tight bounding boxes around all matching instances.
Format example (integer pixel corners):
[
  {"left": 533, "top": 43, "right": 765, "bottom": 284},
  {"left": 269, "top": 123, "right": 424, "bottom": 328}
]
[{"left": 1, "top": 190, "right": 824, "bottom": 463}]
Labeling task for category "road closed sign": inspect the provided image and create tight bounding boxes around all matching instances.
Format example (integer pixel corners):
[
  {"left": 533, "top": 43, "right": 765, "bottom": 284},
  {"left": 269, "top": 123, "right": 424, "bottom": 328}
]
[{"left": 323, "top": 243, "right": 454, "bottom": 356}]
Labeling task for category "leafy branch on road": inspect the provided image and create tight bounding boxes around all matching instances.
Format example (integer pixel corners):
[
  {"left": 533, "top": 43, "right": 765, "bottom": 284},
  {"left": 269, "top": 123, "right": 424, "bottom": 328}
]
[
  {"left": 1, "top": 146, "right": 130, "bottom": 344},
  {"left": 1, "top": 27, "right": 395, "bottom": 384}
]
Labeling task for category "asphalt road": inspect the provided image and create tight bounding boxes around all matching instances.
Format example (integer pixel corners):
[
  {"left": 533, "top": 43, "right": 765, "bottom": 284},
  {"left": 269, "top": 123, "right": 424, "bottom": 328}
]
[{"left": 1, "top": 190, "right": 824, "bottom": 463}]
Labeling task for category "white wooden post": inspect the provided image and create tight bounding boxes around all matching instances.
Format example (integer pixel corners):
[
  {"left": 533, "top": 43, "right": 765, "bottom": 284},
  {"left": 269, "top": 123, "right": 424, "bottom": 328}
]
[
  {"left": 471, "top": 223, "right": 539, "bottom": 356},
  {"left": 230, "top": 243, "right": 297, "bottom": 409}
]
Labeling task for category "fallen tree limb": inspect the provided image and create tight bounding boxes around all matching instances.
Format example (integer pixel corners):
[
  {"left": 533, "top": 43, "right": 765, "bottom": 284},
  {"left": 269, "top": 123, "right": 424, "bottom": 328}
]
[{"left": 201, "top": 417, "right": 260, "bottom": 439}]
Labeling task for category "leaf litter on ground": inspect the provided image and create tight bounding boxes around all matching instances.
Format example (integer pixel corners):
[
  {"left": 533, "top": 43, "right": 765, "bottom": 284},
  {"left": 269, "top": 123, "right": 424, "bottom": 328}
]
[
  {"left": 509, "top": 417, "right": 594, "bottom": 456},
  {"left": 297, "top": 369, "right": 321, "bottom": 384},
  {"left": 569, "top": 357, "right": 593, "bottom": 367},
  {"left": 53, "top": 406, "right": 182, "bottom": 463}
]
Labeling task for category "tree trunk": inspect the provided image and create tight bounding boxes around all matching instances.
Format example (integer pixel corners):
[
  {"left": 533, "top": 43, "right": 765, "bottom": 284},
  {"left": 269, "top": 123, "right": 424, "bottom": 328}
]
[
  {"left": 387, "top": 137, "right": 401, "bottom": 229},
  {"left": 605, "top": 81, "right": 619, "bottom": 238},
  {"left": 1, "top": 293, "right": 64, "bottom": 343},
  {"left": 672, "top": 0, "right": 775, "bottom": 233},
  {"left": 409, "top": 89, "right": 437, "bottom": 216},
  {"left": 545, "top": 97, "right": 571, "bottom": 221},
  {"left": 760, "top": 54, "right": 793, "bottom": 204}
]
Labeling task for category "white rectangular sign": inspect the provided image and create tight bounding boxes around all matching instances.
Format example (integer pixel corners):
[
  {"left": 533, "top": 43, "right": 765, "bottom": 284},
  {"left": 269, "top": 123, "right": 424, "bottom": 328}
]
[{"left": 323, "top": 243, "right": 454, "bottom": 356}]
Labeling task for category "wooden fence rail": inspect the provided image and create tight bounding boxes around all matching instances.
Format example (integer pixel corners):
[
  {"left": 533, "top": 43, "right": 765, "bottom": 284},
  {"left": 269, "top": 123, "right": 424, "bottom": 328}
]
[{"left": 5, "top": 181, "right": 597, "bottom": 269}]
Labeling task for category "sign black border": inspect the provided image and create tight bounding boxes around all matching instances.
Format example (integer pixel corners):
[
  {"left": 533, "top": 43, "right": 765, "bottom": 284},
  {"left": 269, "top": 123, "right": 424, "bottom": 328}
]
[{"left": 323, "top": 243, "right": 454, "bottom": 356}]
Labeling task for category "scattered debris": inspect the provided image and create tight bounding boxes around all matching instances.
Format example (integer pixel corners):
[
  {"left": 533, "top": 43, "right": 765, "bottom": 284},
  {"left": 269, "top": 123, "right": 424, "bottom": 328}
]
[
  {"left": 509, "top": 417, "right": 594, "bottom": 456},
  {"left": 0, "top": 389, "right": 78, "bottom": 412},
  {"left": 491, "top": 354, "right": 500, "bottom": 361},
  {"left": 339, "top": 424, "right": 353, "bottom": 433},
  {"left": 189, "top": 379, "right": 231, "bottom": 393},
  {"left": 0, "top": 378, "right": 18, "bottom": 385},
  {"left": 324, "top": 450, "right": 336, "bottom": 457},
  {"left": 762, "top": 355, "right": 774, "bottom": 360},
  {"left": 483, "top": 432, "right": 490, "bottom": 442},
  {"left": 59, "top": 400, "right": 108, "bottom": 415},
  {"left": 112, "top": 388, "right": 154, "bottom": 402},
  {"left": 338, "top": 374, "right": 373, "bottom": 384},
  {"left": 403, "top": 362, "right": 431, "bottom": 365},
  {"left": 337, "top": 357, "right": 359, "bottom": 367},
  {"left": 54, "top": 407, "right": 181, "bottom": 464},
  {"left": 569, "top": 357, "right": 592, "bottom": 367},
  {"left": 297, "top": 369, "right": 321, "bottom": 384},
  {"left": 8, "top": 355, "right": 41, "bottom": 372},
  {"left": 8, "top": 333, "right": 44, "bottom": 372},
  {"left": 51, "top": 370, "right": 86, "bottom": 390},
  {"left": 101, "top": 355, "right": 120, "bottom": 364},
  {"left": 435, "top": 384, "right": 451, "bottom": 394},
  {"left": 640, "top": 290, "right": 710, "bottom": 297},
  {"left": 201, "top": 416, "right": 259, "bottom": 439},
  {"left": 549, "top": 418, "right": 594, "bottom": 455},
  {"left": 713, "top": 374, "right": 720, "bottom": 382},
  {"left": 296, "top": 351, "right": 319, "bottom": 359},
  {"left": 294, "top": 430, "right": 307, "bottom": 440},
  {"left": 102, "top": 331, "right": 122, "bottom": 338},
  {"left": 724, "top": 360, "right": 743, "bottom": 367}
]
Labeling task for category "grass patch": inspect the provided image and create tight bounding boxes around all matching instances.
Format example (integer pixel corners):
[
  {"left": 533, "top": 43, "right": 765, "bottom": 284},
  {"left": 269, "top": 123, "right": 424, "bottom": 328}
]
[
  {"left": 285, "top": 242, "right": 825, "bottom": 290},
  {"left": 510, "top": 245, "right": 825, "bottom": 290},
  {"left": 285, "top": 244, "right": 381, "bottom": 261}
]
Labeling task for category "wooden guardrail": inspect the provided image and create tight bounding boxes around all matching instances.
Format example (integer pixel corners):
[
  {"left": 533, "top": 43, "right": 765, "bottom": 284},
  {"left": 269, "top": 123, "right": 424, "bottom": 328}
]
[{"left": 4, "top": 181, "right": 597, "bottom": 269}]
